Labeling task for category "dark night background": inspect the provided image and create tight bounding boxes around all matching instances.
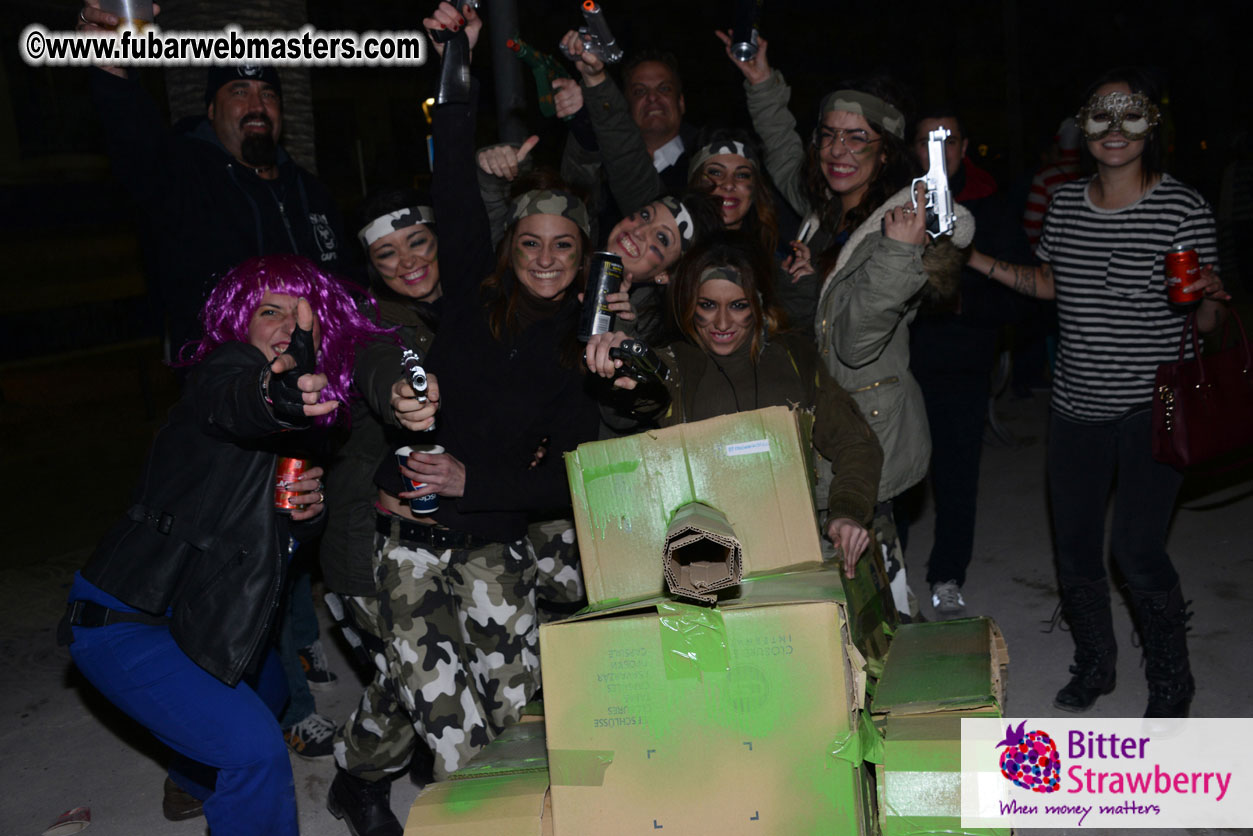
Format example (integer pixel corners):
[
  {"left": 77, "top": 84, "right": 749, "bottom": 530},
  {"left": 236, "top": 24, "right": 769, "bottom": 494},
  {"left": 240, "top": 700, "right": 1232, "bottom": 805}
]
[{"left": 0, "top": 0, "right": 1249, "bottom": 361}]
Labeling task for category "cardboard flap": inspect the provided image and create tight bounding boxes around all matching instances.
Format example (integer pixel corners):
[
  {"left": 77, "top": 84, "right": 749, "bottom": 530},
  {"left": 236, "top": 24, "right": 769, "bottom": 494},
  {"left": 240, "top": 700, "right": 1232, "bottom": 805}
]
[
  {"left": 662, "top": 502, "right": 744, "bottom": 604},
  {"left": 450, "top": 719, "right": 548, "bottom": 779},
  {"left": 871, "top": 618, "right": 1005, "bottom": 716}
]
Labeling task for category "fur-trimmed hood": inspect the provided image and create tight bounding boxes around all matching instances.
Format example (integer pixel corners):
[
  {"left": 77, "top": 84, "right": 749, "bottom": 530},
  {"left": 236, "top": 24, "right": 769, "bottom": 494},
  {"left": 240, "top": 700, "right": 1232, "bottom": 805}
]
[{"left": 814, "top": 185, "right": 975, "bottom": 303}]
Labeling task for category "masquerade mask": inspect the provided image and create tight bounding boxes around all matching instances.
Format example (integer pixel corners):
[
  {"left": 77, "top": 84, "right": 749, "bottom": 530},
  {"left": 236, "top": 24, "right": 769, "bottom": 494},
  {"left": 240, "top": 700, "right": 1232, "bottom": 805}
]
[{"left": 1076, "top": 91, "right": 1160, "bottom": 141}]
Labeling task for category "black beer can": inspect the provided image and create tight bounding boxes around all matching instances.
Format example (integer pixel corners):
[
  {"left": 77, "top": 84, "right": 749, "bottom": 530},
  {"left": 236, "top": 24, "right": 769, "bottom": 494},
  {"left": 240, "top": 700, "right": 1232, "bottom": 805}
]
[{"left": 577, "top": 252, "right": 625, "bottom": 342}]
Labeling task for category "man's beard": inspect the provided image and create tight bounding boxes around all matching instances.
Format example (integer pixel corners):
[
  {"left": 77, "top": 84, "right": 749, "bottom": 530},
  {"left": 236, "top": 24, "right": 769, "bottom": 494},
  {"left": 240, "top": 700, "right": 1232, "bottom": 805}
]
[{"left": 241, "top": 133, "right": 278, "bottom": 168}]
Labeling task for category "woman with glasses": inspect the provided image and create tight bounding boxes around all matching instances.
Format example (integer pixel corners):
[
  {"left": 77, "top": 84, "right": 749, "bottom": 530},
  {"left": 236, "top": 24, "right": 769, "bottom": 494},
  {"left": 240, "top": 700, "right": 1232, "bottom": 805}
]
[{"left": 717, "top": 31, "right": 974, "bottom": 621}]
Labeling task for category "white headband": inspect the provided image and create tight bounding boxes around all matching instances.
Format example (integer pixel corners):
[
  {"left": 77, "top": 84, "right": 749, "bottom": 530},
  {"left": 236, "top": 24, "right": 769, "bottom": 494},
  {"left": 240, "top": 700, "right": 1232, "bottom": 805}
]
[{"left": 357, "top": 206, "right": 436, "bottom": 248}]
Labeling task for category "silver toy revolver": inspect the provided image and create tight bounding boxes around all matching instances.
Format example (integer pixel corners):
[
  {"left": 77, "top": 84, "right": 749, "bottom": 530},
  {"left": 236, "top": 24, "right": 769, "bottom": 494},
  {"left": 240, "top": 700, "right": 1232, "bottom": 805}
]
[
  {"left": 912, "top": 127, "right": 957, "bottom": 238},
  {"left": 558, "top": 1, "right": 623, "bottom": 65}
]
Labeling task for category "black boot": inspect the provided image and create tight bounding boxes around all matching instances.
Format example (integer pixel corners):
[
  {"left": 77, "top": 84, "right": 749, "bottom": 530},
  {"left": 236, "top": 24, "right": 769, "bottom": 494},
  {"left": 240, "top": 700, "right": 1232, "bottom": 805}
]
[
  {"left": 1131, "top": 583, "right": 1195, "bottom": 718},
  {"left": 328, "top": 768, "right": 402, "bottom": 836},
  {"left": 1053, "top": 578, "right": 1118, "bottom": 712}
]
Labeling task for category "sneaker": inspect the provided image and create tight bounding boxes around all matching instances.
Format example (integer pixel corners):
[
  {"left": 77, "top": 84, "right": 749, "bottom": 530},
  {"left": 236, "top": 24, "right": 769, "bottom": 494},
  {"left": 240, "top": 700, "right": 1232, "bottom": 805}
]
[
  {"left": 299, "top": 640, "right": 338, "bottom": 690},
  {"left": 283, "top": 712, "right": 337, "bottom": 760},
  {"left": 930, "top": 580, "right": 966, "bottom": 618}
]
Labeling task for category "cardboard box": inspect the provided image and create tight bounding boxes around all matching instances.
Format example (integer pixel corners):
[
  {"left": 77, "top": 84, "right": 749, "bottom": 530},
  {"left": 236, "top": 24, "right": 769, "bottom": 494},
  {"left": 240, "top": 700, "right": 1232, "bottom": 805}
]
[
  {"left": 540, "top": 567, "right": 870, "bottom": 835},
  {"left": 565, "top": 406, "right": 824, "bottom": 606},
  {"left": 405, "top": 721, "right": 552, "bottom": 836},
  {"left": 870, "top": 618, "right": 1009, "bottom": 836}
]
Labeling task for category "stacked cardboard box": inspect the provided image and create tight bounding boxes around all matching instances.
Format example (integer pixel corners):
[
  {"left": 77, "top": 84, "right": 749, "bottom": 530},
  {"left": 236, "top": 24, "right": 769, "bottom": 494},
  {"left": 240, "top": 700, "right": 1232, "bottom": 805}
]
[
  {"left": 402, "top": 407, "right": 1010, "bottom": 835},
  {"left": 869, "top": 618, "right": 1010, "bottom": 836}
]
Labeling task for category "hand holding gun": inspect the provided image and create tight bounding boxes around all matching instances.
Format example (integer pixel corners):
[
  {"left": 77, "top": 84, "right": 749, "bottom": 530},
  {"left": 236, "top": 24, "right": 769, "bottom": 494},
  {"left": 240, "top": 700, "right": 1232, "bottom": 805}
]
[
  {"left": 558, "top": 1, "right": 623, "bottom": 65},
  {"left": 507, "top": 35, "right": 573, "bottom": 121},
  {"left": 608, "top": 339, "right": 669, "bottom": 386},
  {"left": 399, "top": 348, "right": 436, "bottom": 431},
  {"left": 911, "top": 127, "right": 957, "bottom": 238}
]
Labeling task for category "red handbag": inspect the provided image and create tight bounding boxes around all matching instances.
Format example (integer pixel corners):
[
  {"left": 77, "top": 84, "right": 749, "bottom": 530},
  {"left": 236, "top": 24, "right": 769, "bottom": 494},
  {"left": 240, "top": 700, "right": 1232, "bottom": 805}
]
[{"left": 1152, "top": 309, "right": 1253, "bottom": 469}]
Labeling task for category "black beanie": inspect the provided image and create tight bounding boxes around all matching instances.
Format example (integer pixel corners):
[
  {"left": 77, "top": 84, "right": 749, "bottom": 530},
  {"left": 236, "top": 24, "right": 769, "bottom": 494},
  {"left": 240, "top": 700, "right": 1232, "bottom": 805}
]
[{"left": 204, "top": 65, "right": 283, "bottom": 106}]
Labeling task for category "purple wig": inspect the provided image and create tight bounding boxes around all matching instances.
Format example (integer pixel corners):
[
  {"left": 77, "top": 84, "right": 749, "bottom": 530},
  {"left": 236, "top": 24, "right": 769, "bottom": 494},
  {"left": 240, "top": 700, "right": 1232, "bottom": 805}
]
[{"left": 184, "top": 255, "right": 397, "bottom": 425}]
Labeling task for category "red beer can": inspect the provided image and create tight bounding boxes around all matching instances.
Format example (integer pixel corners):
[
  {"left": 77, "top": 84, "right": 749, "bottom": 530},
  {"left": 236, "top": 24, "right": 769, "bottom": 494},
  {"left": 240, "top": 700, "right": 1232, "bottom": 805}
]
[
  {"left": 1165, "top": 245, "right": 1201, "bottom": 306},
  {"left": 274, "top": 456, "right": 309, "bottom": 512}
]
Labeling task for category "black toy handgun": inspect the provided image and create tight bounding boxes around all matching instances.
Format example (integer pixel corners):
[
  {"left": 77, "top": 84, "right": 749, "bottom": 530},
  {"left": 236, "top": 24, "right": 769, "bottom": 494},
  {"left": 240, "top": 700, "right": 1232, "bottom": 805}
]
[
  {"left": 435, "top": 0, "right": 479, "bottom": 106},
  {"left": 400, "top": 348, "right": 434, "bottom": 430},
  {"left": 558, "top": 1, "right": 623, "bottom": 65},
  {"left": 507, "top": 35, "right": 573, "bottom": 121},
  {"left": 608, "top": 339, "right": 669, "bottom": 385},
  {"left": 911, "top": 127, "right": 957, "bottom": 238}
]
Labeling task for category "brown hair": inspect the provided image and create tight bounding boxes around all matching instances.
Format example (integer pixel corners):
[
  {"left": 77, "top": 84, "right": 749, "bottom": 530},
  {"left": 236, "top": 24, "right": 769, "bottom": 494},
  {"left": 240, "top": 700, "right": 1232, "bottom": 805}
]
[
  {"left": 479, "top": 171, "right": 591, "bottom": 367},
  {"left": 669, "top": 230, "right": 787, "bottom": 360},
  {"left": 687, "top": 128, "right": 780, "bottom": 257}
]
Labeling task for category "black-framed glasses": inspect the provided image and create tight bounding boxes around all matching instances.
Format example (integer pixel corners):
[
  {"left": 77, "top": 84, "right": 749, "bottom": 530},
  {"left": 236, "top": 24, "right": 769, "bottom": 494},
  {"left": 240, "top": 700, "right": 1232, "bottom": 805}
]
[{"left": 812, "top": 128, "right": 880, "bottom": 153}]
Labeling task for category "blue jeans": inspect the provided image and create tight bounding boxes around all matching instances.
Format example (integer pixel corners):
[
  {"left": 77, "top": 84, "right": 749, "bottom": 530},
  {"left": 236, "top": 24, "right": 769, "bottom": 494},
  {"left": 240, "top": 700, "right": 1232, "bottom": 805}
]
[
  {"left": 68, "top": 579, "right": 297, "bottom": 836},
  {"left": 278, "top": 553, "right": 319, "bottom": 727}
]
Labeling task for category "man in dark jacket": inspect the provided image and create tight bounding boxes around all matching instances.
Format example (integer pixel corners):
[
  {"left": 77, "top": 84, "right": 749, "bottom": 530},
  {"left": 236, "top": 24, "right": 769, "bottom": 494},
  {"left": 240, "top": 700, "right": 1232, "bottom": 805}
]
[
  {"left": 84, "top": 36, "right": 352, "bottom": 357},
  {"left": 907, "top": 107, "right": 1031, "bottom": 619}
]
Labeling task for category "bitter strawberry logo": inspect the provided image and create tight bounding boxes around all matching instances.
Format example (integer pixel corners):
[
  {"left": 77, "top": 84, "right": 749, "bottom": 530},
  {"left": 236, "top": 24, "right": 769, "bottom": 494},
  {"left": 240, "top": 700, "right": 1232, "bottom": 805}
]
[{"left": 996, "top": 720, "right": 1061, "bottom": 793}]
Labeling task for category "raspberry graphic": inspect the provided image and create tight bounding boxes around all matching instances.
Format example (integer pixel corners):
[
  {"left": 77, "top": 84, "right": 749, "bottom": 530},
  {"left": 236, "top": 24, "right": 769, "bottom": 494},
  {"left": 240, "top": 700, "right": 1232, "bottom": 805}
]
[{"left": 996, "top": 720, "right": 1061, "bottom": 793}]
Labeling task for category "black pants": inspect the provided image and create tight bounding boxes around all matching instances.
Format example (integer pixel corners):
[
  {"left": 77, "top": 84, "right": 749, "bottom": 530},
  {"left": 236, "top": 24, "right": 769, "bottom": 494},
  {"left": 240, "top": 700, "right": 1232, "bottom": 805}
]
[
  {"left": 919, "top": 374, "right": 988, "bottom": 586},
  {"left": 1047, "top": 409, "right": 1182, "bottom": 592}
]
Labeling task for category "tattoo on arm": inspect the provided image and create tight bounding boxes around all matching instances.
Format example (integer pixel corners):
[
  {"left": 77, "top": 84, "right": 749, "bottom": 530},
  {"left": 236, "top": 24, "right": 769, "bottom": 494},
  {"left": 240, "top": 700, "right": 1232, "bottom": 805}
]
[{"left": 994, "top": 260, "right": 1043, "bottom": 298}]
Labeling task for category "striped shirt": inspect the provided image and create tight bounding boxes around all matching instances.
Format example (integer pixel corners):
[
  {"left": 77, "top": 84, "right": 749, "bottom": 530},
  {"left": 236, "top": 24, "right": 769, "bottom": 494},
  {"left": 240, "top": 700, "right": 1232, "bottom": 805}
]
[{"left": 1037, "top": 174, "right": 1219, "bottom": 422}]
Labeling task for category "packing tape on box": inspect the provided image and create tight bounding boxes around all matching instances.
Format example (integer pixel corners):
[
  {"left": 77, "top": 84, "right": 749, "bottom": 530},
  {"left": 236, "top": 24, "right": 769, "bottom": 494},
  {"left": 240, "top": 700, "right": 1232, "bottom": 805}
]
[
  {"left": 830, "top": 710, "right": 884, "bottom": 766},
  {"left": 656, "top": 600, "right": 729, "bottom": 679},
  {"left": 881, "top": 770, "right": 962, "bottom": 818},
  {"left": 547, "top": 749, "right": 615, "bottom": 786}
]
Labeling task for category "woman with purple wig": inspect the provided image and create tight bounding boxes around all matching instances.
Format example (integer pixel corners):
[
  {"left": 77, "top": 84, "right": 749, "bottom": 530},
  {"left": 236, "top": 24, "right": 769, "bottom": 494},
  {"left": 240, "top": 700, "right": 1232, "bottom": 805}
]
[{"left": 59, "top": 255, "right": 403, "bottom": 836}]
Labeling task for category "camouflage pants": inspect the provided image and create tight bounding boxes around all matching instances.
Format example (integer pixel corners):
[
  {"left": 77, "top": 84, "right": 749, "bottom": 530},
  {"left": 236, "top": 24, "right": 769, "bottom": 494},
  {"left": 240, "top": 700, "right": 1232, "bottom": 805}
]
[
  {"left": 349, "top": 515, "right": 540, "bottom": 780},
  {"left": 332, "top": 592, "right": 421, "bottom": 782},
  {"left": 527, "top": 517, "right": 586, "bottom": 622},
  {"left": 873, "top": 500, "right": 920, "bottom": 621}
]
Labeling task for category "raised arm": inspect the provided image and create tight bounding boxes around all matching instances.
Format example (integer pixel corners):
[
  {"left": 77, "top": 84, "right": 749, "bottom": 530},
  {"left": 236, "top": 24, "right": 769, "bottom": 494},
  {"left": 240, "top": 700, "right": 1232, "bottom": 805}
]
[
  {"left": 719, "top": 34, "right": 811, "bottom": 218},
  {"left": 561, "top": 31, "right": 665, "bottom": 215},
  {"left": 426, "top": 2, "right": 494, "bottom": 302}
]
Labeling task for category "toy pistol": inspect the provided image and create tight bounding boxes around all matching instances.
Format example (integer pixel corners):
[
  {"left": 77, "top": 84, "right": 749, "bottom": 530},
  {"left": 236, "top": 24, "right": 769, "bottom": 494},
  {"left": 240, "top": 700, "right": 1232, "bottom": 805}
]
[
  {"left": 911, "top": 127, "right": 957, "bottom": 238},
  {"left": 506, "top": 35, "right": 573, "bottom": 121},
  {"left": 558, "top": 1, "right": 623, "bottom": 65},
  {"left": 608, "top": 339, "right": 670, "bottom": 385},
  {"left": 400, "top": 348, "right": 435, "bottom": 430}
]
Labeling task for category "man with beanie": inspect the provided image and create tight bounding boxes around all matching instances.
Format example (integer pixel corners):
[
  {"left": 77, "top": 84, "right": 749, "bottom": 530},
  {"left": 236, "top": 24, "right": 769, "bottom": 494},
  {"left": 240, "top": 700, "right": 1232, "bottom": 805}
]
[{"left": 80, "top": 3, "right": 352, "bottom": 358}]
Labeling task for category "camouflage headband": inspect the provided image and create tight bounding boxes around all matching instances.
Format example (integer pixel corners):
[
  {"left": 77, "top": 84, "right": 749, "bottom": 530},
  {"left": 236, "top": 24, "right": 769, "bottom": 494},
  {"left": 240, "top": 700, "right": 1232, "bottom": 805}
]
[
  {"left": 698, "top": 265, "right": 745, "bottom": 287},
  {"left": 687, "top": 140, "right": 758, "bottom": 179},
  {"left": 357, "top": 206, "right": 436, "bottom": 248},
  {"left": 656, "top": 195, "right": 696, "bottom": 252},
  {"left": 819, "top": 89, "right": 906, "bottom": 140},
  {"left": 509, "top": 189, "right": 591, "bottom": 237}
]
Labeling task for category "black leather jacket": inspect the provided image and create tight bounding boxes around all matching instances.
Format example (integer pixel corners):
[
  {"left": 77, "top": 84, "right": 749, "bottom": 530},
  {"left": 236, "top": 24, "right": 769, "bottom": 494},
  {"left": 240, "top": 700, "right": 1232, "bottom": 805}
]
[{"left": 80, "top": 342, "right": 321, "bottom": 686}]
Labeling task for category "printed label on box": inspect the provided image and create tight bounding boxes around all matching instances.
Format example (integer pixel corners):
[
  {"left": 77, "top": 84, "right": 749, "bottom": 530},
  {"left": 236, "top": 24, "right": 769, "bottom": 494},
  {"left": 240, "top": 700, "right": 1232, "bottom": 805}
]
[{"left": 725, "top": 438, "right": 770, "bottom": 457}]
